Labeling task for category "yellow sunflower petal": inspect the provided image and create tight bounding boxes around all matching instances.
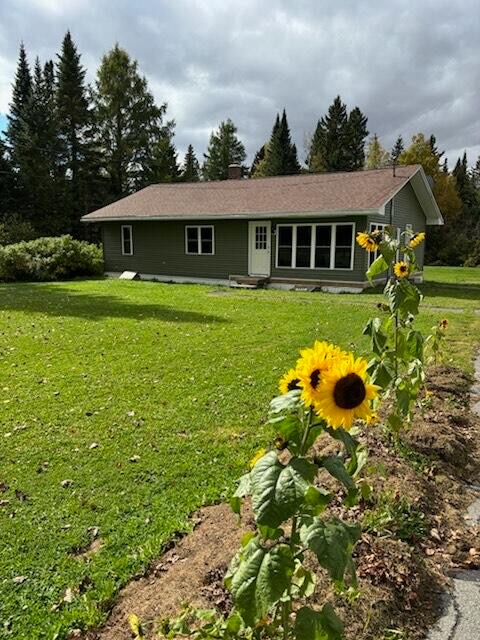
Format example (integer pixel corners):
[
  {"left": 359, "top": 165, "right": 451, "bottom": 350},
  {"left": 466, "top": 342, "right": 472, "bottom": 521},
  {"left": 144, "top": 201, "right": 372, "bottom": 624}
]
[
  {"left": 393, "top": 261, "right": 410, "bottom": 279},
  {"left": 279, "top": 368, "right": 301, "bottom": 395},
  {"left": 314, "top": 354, "right": 380, "bottom": 430},
  {"left": 356, "top": 232, "right": 379, "bottom": 252},
  {"left": 409, "top": 232, "right": 425, "bottom": 248}
]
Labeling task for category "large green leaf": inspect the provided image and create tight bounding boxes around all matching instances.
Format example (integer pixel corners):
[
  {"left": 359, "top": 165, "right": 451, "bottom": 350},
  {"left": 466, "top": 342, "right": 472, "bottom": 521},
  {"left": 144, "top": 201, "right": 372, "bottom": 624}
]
[
  {"left": 301, "top": 518, "right": 361, "bottom": 587},
  {"left": 251, "top": 451, "right": 316, "bottom": 527},
  {"left": 229, "top": 536, "right": 294, "bottom": 626},
  {"left": 230, "top": 472, "right": 251, "bottom": 515},
  {"left": 363, "top": 317, "right": 388, "bottom": 356},
  {"left": 317, "top": 455, "right": 357, "bottom": 505},
  {"left": 294, "top": 604, "right": 344, "bottom": 640},
  {"left": 269, "top": 390, "right": 302, "bottom": 415},
  {"left": 385, "top": 279, "right": 422, "bottom": 317},
  {"left": 366, "top": 255, "right": 389, "bottom": 281}
]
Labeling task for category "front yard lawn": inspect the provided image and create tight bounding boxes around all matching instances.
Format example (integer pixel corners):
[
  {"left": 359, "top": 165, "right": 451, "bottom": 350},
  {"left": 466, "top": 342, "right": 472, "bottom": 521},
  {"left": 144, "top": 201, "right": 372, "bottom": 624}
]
[{"left": 0, "top": 278, "right": 479, "bottom": 638}]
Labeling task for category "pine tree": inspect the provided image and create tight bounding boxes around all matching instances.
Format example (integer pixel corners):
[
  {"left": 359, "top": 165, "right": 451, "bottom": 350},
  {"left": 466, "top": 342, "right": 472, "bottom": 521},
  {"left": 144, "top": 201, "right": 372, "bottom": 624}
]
[
  {"left": 6, "top": 43, "right": 32, "bottom": 169},
  {"left": 345, "top": 107, "right": 368, "bottom": 170},
  {"left": 146, "top": 123, "right": 180, "bottom": 183},
  {"left": 0, "top": 140, "right": 14, "bottom": 215},
  {"left": 250, "top": 144, "right": 266, "bottom": 176},
  {"left": 266, "top": 110, "right": 300, "bottom": 175},
  {"left": 391, "top": 135, "right": 404, "bottom": 164},
  {"left": 94, "top": 43, "right": 167, "bottom": 197},
  {"left": 56, "top": 31, "right": 96, "bottom": 232},
  {"left": 453, "top": 152, "right": 477, "bottom": 210},
  {"left": 202, "top": 119, "right": 246, "bottom": 180},
  {"left": 365, "top": 134, "right": 390, "bottom": 169},
  {"left": 181, "top": 144, "right": 200, "bottom": 182},
  {"left": 5, "top": 43, "right": 32, "bottom": 217},
  {"left": 308, "top": 96, "right": 349, "bottom": 172}
]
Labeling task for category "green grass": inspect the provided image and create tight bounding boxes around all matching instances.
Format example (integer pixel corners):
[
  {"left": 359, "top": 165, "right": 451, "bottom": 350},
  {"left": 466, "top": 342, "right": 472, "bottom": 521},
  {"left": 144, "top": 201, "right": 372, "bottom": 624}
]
[
  {"left": 0, "top": 276, "right": 478, "bottom": 638},
  {"left": 424, "top": 265, "right": 480, "bottom": 285}
]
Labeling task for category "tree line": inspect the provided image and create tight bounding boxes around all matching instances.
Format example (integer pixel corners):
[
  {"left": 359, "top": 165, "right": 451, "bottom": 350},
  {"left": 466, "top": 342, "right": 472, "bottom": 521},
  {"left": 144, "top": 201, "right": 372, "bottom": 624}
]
[{"left": 0, "top": 34, "right": 478, "bottom": 265}]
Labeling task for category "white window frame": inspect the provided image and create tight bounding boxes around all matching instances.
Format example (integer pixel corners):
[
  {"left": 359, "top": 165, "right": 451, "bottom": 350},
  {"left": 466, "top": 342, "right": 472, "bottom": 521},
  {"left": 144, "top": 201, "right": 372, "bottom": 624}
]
[
  {"left": 185, "top": 225, "right": 215, "bottom": 255},
  {"left": 121, "top": 225, "right": 133, "bottom": 256},
  {"left": 275, "top": 222, "right": 355, "bottom": 271}
]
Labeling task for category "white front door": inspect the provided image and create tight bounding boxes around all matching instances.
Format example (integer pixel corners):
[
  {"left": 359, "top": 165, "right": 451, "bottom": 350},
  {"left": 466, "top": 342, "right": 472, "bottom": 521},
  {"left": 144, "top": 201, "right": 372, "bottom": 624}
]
[{"left": 248, "top": 221, "right": 271, "bottom": 276}]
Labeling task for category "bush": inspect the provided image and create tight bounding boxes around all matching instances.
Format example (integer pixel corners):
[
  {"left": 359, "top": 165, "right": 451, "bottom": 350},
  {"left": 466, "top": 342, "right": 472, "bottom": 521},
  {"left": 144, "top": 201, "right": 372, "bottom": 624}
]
[{"left": 0, "top": 235, "right": 104, "bottom": 282}]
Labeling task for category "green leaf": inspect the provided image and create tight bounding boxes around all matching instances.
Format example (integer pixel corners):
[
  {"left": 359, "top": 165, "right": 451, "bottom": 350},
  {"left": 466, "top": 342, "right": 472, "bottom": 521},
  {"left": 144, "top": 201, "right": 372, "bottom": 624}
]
[
  {"left": 258, "top": 525, "right": 284, "bottom": 540},
  {"left": 231, "top": 473, "right": 251, "bottom": 514},
  {"left": 363, "top": 317, "right": 388, "bottom": 355},
  {"left": 269, "top": 390, "right": 302, "bottom": 415},
  {"left": 304, "top": 486, "right": 331, "bottom": 514},
  {"left": 269, "top": 414, "right": 304, "bottom": 454},
  {"left": 385, "top": 279, "right": 422, "bottom": 318},
  {"left": 317, "top": 456, "right": 357, "bottom": 504},
  {"left": 229, "top": 537, "right": 294, "bottom": 626},
  {"left": 251, "top": 452, "right": 316, "bottom": 527},
  {"left": 366, "top": 255, "right": 389, "bottom": 281},
  {"left": 291, "top": 565, "right": 316, "bottom": 599},
  {"left": 301, "top": 518, "right": 361, "bottom": 587},
  {"left": 406, "top": 329, "right": 424, "bottom": 361},
  {"left": 368, "top": 358, "right": 394, "bottom": 388},
  {"left": 294, "top": 604, "right": 344, "bottom": 640}
]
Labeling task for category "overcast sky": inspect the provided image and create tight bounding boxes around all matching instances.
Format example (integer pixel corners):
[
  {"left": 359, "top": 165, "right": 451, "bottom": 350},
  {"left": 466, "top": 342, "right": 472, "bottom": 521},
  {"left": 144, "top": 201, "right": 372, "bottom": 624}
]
[{"left": 1, "top": 0, "right": 479, "bottom": 168}]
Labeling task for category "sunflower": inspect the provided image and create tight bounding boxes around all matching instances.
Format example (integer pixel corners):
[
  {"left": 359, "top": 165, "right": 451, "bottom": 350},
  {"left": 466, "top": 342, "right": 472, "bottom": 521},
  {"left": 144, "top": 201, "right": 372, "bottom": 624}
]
[
  {"left": 393, "top": 261, "right": 410, "bottom": 279},
  {"left": 314, "top": 354, "right": 380, "bottom": 429},
  {"left": 409, "top": 232, "right": 425, "bottom": 248},
  {"left": 356, "top": 232, "right": 379, "bottom": 252},
  {"left": 439, "top": 319, "right": 448, "bottom": 330},
  {"left": 279, "top": 368, "right": 301, "bottom": 395},
  {"left": 296, "top": 341, "right": 348, "bottom": 407}
]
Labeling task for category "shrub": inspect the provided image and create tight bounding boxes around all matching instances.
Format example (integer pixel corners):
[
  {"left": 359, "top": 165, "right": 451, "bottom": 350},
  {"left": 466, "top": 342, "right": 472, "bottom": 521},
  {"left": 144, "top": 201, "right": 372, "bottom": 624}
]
[{"left": 0, "top": 235, "right": 103, "bottom": 282}]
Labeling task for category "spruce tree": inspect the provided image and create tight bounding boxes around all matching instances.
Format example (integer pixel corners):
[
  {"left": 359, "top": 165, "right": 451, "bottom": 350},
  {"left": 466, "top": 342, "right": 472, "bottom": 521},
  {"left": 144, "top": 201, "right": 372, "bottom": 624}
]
[
  {"left": 181, "top": 144, "right": 200, "bottom": 182},
  {"left": 391, "top": 135, "right": 404, "bottom": 164},
  {"left": 146, "top": 124, "right": 180, "bottom": 183},
  {"left": 6, "top": 43, "right": 32, "bottom": 169},
  {"left": 266, "top": 110, "right": 300, "bottom": 175},
  {"left": 202, "top": 119, "right": 246, "bottom": 180},
  {"left": 250, "top": 144, "right": 266, "bottom": 176},
  {"left": 94, "top": 43, "right": 167, "bottom": 197},
  {"left": 0, "top": 140, "right": 14, "bottom": 215},
  {"left": 345, "top": 107, "right": 368, "bottom": 170},
  {"left": 308, "top": 96, "right": 349, "bottom": 172}
]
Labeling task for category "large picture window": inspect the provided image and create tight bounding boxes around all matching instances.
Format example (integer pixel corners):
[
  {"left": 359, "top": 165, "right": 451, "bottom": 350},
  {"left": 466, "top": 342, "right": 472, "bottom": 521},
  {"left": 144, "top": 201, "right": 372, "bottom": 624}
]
[
  {"left": 276, "top": 223, "right": 354, "bottom": 270},
  {"left": 185, "top": 225, "right": 215, "bottom": 255},
  {"left": 121, "top": 225, "right": 133, "bottom": 255}
]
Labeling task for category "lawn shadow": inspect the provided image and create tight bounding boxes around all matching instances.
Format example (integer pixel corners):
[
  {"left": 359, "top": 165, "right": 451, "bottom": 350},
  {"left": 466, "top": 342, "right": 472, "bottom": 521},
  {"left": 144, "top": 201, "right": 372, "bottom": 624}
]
[
  {"left": 0, "top": 282, "right": 228, "bottom": 323},
  {"left": 360, "top": 280, "right": 480, "bottom": 304}
]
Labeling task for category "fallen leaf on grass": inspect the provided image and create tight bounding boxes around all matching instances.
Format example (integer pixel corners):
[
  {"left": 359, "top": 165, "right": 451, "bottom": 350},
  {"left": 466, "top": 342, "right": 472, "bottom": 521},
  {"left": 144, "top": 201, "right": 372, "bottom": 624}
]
[
  {"left": 13, "top": 576, "right": 27, "bottom": 584},
  {"left": 61, "top": 479, "right": 73, "bottom": 488}
]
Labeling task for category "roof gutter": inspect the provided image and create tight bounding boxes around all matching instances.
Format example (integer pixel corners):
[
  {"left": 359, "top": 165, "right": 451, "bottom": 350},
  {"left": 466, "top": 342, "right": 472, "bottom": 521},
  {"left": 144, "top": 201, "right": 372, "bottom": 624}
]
[{"left": 81, "top": 208, "right": 377, "bottom": 223}]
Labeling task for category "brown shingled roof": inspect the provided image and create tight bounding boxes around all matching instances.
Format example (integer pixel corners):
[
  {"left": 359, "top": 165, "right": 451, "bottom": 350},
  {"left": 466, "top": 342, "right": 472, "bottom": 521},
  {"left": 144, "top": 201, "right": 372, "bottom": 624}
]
[{"left": 82, "top": 165, "right": 423, "bottom": 222}]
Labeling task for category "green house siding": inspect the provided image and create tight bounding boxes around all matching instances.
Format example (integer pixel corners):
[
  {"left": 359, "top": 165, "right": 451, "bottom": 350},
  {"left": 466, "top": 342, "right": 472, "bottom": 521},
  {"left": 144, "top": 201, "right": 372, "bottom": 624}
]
[
  {"left": 269, "top": 216, "right": 368, "bottom": 283},
  {"left": 102, "top": 220, "right": 248, "bottom": 279},
  {"left": 100, "top": 183, "right": 427, "bottom": 283},
  {"left": 367, "top": 182, "right": 427, "bottom": 270}
]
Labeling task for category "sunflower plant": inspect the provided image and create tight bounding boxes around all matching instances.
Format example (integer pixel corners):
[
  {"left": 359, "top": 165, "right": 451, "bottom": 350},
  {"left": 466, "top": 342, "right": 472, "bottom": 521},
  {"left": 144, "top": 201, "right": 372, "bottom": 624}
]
[
  {"left": 357, "top": 226, "right": 438, "bottom": 430},
  {"left": 223, "top": 341, "right": 380, "bottom": 640}
]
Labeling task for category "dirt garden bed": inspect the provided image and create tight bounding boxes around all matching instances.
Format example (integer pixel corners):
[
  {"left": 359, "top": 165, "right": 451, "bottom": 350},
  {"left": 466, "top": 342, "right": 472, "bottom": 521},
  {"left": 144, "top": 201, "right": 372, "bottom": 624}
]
[{"left": 80, "top": 364, "right": 480, "bottom": 640}]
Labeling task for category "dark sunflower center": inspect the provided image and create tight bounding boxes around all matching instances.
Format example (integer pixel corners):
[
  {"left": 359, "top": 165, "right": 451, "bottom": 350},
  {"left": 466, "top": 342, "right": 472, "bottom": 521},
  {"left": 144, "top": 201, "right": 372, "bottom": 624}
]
[
  {"left": 287, "top": 378, "right": 300, "bottom": 391},
  {"left": 310, "top": 369, "right": 321, "bottom": 389},
  {"left": 333, "top": 373, "right": 366, "bottom": 410},
  {"left": 400, "top": 265, "right": 407, "bottom": 272}
]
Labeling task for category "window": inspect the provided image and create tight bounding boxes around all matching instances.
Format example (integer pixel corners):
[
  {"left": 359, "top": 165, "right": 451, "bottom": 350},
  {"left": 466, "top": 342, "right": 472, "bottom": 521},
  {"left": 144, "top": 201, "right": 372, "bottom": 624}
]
[
  {"left": 255, "top": 225, "right": 268, "bottom": 250},
  {"left": 276, "top": 223, "right": 354, "bottom": 270},
  {"left": 121, "top": 225, "right": 133, "bottom": 255},
  {"left": 185, "top": 226, "right": 214, "bottom": 255}
]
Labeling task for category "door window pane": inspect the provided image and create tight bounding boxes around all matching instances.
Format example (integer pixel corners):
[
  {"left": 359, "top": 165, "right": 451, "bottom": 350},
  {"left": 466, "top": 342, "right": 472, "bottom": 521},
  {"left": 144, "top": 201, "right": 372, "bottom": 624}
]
[{"left": 255, "top": 226, "right": 268, "bottom": 250}]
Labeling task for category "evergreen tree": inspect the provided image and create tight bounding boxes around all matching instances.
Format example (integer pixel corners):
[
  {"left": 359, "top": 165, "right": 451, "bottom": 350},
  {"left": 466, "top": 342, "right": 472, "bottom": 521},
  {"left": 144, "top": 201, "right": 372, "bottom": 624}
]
[
  {"left": 0, "top": 140, "right": 14, "bottom": 215},
  {"left": 181, "top": 144, "right": 200, "bottom": 182},
  {"left": 6, "top": 43, "right": 32, "bottom": 169},
  {"left": 365, "top": 134, "right": 390, "bottom": 169},
  {"left": 345, "top": 107, "right": 368, "bottom": 170},
  {"left": 5, "top": 43, "right": 32, "bottom": 216},
  {"left": 308, "top": 96, "right": 349, "bottom": 172},
  {"left": 250, "top": 144, "right": 266, "bottom": 176},
  {"left": 452, "top": 152, "right": 477, "bottom": 210},
  {"left": 56, "top": 31, "right": 97, "bottom": 232},
  {"left": 266, "top": 110, "right": 300, "bottom": 175},
  {"left": 202, "top": 119, "right": 246, "bottom": 180},
  {"left": 146, "top": 123, "right": 180, "bottom": 183},
  {"left": 94, "top": 43, "right": 167, "bottom": 197},
  {"left": 391, "top": 135, "right": 404, "bottom": 164}
]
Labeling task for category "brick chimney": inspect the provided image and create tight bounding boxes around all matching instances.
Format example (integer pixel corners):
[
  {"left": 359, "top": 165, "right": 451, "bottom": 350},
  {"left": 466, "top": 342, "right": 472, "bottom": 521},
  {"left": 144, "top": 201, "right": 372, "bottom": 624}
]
[{"left": 228, "top": 164, "right": 242, "bottom": 180}]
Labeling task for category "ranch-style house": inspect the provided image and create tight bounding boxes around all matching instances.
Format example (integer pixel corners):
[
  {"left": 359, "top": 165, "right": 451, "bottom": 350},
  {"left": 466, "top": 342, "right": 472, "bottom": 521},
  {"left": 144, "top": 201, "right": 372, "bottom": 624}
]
[{"left": 82, "top": 164, "right": 443, "bottom": 292}]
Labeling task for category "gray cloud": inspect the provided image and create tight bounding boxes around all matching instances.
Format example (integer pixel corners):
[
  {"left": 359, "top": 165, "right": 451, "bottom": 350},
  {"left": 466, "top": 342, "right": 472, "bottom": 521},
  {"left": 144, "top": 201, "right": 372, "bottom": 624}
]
[{"left": 0, "top": 0, "right": 479, "bottom": 167}]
